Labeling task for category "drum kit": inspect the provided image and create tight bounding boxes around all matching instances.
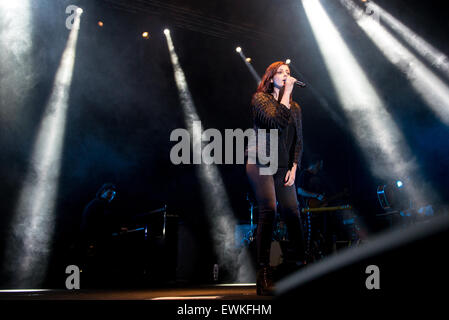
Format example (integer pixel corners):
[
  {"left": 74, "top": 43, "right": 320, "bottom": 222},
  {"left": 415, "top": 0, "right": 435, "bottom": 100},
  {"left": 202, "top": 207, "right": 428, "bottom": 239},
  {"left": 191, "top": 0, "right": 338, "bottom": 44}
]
[{"left": 244, "top": 191, "right": 357, "bottom": 265}]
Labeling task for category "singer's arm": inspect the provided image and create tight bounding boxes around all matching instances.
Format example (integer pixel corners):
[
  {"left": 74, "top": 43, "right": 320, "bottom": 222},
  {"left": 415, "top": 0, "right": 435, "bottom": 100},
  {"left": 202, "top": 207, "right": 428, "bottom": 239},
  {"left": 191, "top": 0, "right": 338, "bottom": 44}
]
[
  {"left": 252, "top": 92, "right": 291, "bottom": 130},
  {"left": 292, "top": 102, "right": 303, "bottom": 169},
  {"left": 280, "top": 90, "right": 291, "bottom": 109},
  {"left": 282, "top": 77, "right": 295, "bottom": 108}
]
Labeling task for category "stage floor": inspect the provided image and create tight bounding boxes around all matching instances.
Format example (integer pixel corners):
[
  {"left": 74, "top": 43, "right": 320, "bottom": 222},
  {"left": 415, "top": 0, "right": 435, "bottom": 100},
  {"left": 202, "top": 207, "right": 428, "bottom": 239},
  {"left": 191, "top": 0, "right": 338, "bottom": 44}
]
[{"left": 0, "top": 284, "right": 272, "bottom": 300}]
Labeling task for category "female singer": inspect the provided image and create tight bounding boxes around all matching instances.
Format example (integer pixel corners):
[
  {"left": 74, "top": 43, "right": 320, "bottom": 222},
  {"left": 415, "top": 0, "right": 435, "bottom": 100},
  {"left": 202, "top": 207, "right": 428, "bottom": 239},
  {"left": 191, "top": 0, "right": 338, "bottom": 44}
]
[{"left": 246, "top": 61, "right": 306, "bottom": 295}]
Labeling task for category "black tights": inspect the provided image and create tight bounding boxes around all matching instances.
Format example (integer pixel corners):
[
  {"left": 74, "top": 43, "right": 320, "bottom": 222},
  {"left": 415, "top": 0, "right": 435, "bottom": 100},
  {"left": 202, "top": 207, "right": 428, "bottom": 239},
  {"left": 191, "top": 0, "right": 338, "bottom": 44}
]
[{"left": 246, "top": 163, "right": 306, "bottom": 267}]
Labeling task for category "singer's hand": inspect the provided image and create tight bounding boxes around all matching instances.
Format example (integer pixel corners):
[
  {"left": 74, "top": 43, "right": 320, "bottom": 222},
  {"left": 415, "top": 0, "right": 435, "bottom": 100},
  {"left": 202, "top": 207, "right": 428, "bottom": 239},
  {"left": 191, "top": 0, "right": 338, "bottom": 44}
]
[
  {"left": 284, "top": 164, "right": 297, "bottom": 187},
  {"left": 284, "top": 75, "right": 297, "bottom": 92}
]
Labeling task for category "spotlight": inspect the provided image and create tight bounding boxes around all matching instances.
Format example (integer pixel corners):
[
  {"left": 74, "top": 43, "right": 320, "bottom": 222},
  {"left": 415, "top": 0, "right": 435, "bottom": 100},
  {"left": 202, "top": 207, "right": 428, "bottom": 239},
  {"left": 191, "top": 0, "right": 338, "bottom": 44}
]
[
  {"left": 76, "top": 7, "right": 83, "bottom": 15},
  {"left": 165, "top": 33, "right": 251, "bottom": 282},
  {"left": 340, "top": 0, "right": 449, "bottom": 126},
  {"left": 236, "top": 49, "right": 260, "bottom": 83},
  {"left": 164, "top": 29, "right": 170, "bottom": 35},
  {"left": 3, "top": 6, "right": 81, "bottom": 287},
  {"left": 377, "top": 181, "right": 409, "bottom": 211},
  {"left": 142, "top": 31, "right": 149, "bottom": 39},
  {"left": 285, "top": 59, "right": 291, "bottom": 64},
  {"left": 98, "top": 21, "right": 104, "bottom": 27},
  {"left": 303, "top": 0, "right": 422, "bottom": 209}
]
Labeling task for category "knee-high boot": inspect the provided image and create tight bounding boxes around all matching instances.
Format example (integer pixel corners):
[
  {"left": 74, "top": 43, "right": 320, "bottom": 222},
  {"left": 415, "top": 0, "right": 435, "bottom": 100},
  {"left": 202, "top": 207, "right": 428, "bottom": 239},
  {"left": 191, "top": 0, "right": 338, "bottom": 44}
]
[{"left": 256, "top": 215, "right": 275, "bottom": 295}]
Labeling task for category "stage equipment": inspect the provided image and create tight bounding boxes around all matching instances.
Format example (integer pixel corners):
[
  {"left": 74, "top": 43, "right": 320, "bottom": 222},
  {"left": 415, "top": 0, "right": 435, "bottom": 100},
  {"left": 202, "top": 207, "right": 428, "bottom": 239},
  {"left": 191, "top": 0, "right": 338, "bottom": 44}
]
[
  {"left": 111, "top": 205, "right": 180, "bottom": 283},
  {"left": 377, "top": 181, "right": 411, "bottom": 211}
]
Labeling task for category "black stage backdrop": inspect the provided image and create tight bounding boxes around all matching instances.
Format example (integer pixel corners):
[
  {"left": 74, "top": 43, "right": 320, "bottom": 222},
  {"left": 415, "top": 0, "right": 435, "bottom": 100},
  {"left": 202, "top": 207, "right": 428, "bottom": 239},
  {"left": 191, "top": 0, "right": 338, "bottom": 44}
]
[{"left": 0, "top": 0, "right": 448, "bottom": 288}]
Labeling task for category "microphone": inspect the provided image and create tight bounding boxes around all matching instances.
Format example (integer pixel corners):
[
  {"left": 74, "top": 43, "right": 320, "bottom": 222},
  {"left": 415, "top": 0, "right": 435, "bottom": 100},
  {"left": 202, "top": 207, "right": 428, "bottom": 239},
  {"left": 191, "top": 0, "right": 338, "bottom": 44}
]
[{"left": 295, "top": 80, "right": 306, "bottom": 88}]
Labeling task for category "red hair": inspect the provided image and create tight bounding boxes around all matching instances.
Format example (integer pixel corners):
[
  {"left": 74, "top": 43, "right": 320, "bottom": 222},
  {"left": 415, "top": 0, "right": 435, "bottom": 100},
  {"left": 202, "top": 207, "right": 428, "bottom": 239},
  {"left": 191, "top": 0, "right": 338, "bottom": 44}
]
[{"left": 256, "top": 61, "right": 293, "bottom": 104}]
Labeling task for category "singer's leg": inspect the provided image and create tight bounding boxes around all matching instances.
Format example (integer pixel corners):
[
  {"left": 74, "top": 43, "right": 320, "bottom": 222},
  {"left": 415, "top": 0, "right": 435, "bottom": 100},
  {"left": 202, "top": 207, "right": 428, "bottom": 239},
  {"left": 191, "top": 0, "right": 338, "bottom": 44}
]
[
  {"left": 274, "top": 168, "right": 306, "bottom": 265},
  {"left": 246, "top": 163, "right": 276, "bottom": 295},
  {"left": 246, "top": 163, "right": 276, "bottom": 266}
]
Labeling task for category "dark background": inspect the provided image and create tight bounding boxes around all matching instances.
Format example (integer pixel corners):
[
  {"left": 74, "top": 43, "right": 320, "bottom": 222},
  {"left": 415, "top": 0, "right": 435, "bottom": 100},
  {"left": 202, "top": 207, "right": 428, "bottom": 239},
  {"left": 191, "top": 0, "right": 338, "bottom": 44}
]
[{"left": 0, "top": 0, "right": 448, "bottom": 287}]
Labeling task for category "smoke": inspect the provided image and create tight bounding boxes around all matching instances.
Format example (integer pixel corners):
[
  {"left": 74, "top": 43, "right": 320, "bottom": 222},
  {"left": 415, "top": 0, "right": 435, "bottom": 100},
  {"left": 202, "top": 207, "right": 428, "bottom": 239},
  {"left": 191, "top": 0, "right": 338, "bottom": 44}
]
[
  {"left": 198, "top": 166, "right": 256, "bottom": 283},
  {"left": 166, "top": 31, "right": 255, "bottom": 282},
  {"left": 236, "top": 247, "right": 256, "bottom": 282},
  {"left": 0, "top": 1, "right": 35, "bottom": 127},
  {"left": 4, "top": 181, "right": 58, "bottom": 288},
  {"left": 2, "top": 9, "right": 81, "bottom": 288}
]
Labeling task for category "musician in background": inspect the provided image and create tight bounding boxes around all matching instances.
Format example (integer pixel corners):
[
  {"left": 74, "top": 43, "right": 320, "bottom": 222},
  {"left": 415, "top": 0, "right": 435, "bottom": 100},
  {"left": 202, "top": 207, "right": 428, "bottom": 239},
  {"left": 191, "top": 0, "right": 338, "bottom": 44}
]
[
  {"left": 80, "top": 183, "right": 124, "bottom": 287},
  {"left": 81, "top": 183, "right": 121, "bottom": 242},
  {"left": 297, "top": 158, "right": 328, "bottom": 208}
]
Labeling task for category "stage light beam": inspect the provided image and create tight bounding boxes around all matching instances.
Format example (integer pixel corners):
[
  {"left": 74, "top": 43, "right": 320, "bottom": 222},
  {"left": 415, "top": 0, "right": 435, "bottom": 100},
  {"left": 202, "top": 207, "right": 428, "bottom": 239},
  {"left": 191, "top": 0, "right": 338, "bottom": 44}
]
[
  {"left": 302, "top": 0, "right": 426, "bottom": 205},
  {"left": 235, "top": 47, "right": 260, "bottom": 84},
  {"left": 368, "top": 1, "right": 449, "bottom": 80},
  {"left": 165, "top": 31, "right": 254, "bottom": 283},
  {"left": 0, "top": 0, "right": 33, "bottom": 123},
  {"left": 3, "top": 10, "right": 81, "bottom": 287},
  {"left": 340, "top": 0, "right": 449, "bottom": 126}
]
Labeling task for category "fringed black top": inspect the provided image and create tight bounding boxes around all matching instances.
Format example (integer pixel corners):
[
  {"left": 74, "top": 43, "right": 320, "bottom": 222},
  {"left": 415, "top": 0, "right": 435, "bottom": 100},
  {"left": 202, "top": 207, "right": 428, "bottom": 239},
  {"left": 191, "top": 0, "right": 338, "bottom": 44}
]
[{"left": 250, "top": 92, "right": 303, "bottom": 170}]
